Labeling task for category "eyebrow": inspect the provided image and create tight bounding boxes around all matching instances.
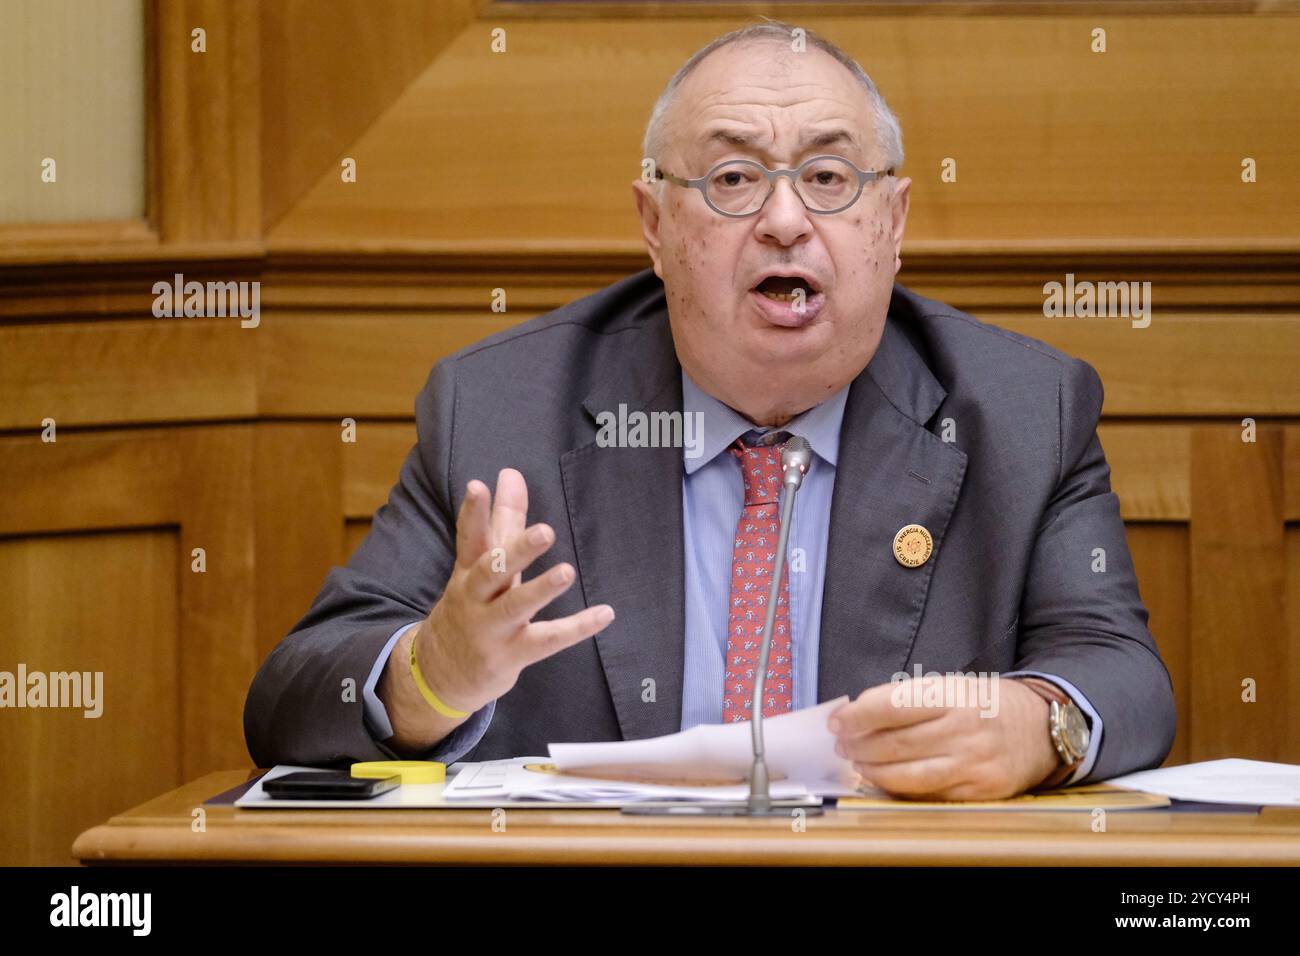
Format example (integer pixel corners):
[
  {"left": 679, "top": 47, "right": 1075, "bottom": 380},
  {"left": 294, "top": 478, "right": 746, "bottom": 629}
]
[{"left": 699, "top": 126, "right": 861, "bottom": 157}]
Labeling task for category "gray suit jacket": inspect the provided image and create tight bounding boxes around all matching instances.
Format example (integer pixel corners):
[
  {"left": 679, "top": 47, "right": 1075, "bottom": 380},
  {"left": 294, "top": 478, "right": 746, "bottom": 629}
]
[{"left": 244, "top": 269, "right": 1176, "bottom": 781}]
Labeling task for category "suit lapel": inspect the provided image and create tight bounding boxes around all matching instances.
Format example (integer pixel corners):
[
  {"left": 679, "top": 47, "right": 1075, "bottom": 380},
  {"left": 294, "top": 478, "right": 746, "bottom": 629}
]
[
  {"left": 560, "top": 309, "right": 686, "bottom": 740},
  {"left": 818, "top": 305, "right": 969, "bottom": 703}
]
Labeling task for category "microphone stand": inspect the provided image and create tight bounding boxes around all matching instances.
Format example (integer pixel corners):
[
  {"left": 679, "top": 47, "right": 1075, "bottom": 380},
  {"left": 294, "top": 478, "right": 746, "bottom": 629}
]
[{"left": 624, "top": 436, "right": 822, "bottom": 817}]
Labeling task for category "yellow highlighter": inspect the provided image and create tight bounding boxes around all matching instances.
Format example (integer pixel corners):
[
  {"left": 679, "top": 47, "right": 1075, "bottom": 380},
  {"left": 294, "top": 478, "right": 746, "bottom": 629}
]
[{"left": 350, "top": 760, "right": 445, "bottom": 785}]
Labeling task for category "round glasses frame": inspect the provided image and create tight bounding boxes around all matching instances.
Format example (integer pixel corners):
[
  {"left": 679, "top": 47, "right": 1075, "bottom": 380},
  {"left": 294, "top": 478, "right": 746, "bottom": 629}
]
[{"left": 654, "top": 154, "right": 896, "bottom": 218}]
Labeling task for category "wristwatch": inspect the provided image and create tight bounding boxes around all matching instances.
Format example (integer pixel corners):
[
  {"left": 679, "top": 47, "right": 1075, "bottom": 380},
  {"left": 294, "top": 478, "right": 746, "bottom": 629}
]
[{"left": 1015, "top": 677, "right": 1090, "bottom": 791}]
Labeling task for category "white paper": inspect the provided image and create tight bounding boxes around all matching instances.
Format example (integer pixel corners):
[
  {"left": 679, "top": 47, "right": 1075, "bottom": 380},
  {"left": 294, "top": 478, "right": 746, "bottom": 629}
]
[
  {"left": 1106, "top": 758, "right": 1300, "bottom": 806},
  {"left": 440, "top": 756, "right": 820, "bottom": 803},
  {"left": 541, "top": 696, "right": 859, "bottom": 798}
]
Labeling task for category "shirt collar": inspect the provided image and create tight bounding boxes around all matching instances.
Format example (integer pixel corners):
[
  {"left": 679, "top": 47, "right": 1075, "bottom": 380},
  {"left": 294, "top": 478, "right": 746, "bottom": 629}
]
[{"left": 681, "top": 370, "right": 849, "bottom": 475}]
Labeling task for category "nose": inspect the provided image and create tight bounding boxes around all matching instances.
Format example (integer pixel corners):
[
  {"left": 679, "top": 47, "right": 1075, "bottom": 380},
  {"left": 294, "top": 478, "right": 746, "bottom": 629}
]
[{"left": 753, "top": 174, "right": 812, "bottom": 246}]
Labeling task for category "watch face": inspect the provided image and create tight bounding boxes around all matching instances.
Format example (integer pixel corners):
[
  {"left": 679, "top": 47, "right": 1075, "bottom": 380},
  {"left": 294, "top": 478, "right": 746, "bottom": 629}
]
[{"left": 1061, "top": 704, "right": 1090, "bottom": 756}]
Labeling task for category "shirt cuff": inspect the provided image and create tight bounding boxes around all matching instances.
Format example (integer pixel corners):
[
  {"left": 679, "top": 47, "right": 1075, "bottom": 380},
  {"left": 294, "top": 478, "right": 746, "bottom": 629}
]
[
  {"left": 361, "top": 621, "right": 496, "bottom": 764},
  {"left": 1003, "top": 670, "right": 1103, "bottom": 786}
]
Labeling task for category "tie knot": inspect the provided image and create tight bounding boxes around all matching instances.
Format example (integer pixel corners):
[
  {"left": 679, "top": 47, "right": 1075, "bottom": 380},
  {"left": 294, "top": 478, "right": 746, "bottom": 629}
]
[{"left": 730, "top": 434, "right": 787, "bottom": 506}]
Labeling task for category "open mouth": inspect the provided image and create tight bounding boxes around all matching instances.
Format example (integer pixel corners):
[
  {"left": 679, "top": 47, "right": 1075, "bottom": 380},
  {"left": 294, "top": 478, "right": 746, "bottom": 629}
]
[
  {"left": 753, "top": 275, "right": 818, "bottom": 301},
  {"left": 748, "top": 274, "right": 826, "bottom": 327}
]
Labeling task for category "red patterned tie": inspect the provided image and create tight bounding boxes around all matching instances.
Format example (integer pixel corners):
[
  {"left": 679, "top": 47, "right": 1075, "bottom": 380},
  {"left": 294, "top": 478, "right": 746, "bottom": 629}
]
[{"left": 722, "top": 436, "right": 794, "bottom": 722}]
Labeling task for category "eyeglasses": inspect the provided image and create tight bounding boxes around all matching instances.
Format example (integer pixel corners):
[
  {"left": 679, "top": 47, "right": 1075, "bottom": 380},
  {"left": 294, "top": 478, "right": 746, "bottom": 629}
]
[{"left": 654, "top": 154, "right": 895, "bottom": 218}]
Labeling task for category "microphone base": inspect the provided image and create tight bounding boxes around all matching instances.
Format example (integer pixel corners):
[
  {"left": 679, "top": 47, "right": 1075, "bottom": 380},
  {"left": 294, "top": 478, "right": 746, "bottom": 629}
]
[{"left": 621, "top": 799, "right": 824, "bottom": 817}]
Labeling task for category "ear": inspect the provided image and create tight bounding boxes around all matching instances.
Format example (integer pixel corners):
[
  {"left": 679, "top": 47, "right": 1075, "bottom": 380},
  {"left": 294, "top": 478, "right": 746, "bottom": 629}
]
[
  {"left": 888, "top": 176, "right": 912, "bottom": 277},
  {"left": 632, "top": 178, "right": 666, "bottom": 279}
]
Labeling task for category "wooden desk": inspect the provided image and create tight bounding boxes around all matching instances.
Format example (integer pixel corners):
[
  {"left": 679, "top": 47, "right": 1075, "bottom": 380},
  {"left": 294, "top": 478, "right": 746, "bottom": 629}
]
[{"left": 71, "top": 770, "right": 1300, "bottom": 866}]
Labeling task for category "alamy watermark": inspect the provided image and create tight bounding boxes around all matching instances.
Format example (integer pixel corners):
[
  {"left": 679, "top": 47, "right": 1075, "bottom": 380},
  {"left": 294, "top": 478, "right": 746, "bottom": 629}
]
[
  {"left": 0, "top": 663, "right": 102, "bottom": 718},
  {"left": 50, "top": 886, "right": 150, "bottom": 935},
  {"left": 594, "top": 404, "right": 705, "bottom": 459},
  {"left": 889, "top": 666, "right": 1000, "bottom": 718},
  {"left": 152, "top": 272, "right": 260, "bottom": 328},
  {"left": 1043, "top": 273, "right": 1151, "bottom": 328}
]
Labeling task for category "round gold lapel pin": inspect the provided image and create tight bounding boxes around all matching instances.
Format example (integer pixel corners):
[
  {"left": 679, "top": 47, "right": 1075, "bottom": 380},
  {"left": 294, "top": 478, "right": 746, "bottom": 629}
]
[{"left": 893, "top": 524, "right": 933, "bottom": 568}]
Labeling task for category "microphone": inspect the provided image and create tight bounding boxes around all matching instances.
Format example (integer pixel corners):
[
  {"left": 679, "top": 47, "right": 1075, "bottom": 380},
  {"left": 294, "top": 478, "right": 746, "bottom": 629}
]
[
  {"left": 780, "top": 435, "right": 813, "bottom": 489},
  {"left": 745, "top": 435, "right": 811, "bottom": 813},
  {"left": 624, "top": 434, "right": 822, "bottom": 817}
]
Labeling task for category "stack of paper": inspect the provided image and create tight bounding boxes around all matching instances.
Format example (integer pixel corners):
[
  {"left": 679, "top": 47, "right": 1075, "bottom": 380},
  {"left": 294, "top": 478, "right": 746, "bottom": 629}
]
[
  {"left": 441, "top": 697, "right": 861, "bottom": 803},
  {"left": 440, "top": 758, "right": 821, "bottom": 803}
]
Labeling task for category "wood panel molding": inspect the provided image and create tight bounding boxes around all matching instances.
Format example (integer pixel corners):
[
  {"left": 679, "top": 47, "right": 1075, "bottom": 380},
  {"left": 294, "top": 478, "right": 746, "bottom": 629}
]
[
  {"left": 156, "top": 0, "right": 261, "bottom": 241},
  {"left": 2, "top": 244, "right": 1298, "bottom": 430}
]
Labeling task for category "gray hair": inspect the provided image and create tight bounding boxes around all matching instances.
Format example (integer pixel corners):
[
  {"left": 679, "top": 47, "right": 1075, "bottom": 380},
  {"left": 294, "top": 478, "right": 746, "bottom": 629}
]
[{"left": 641, "top": 21, "right": 904, "bottom": 182}]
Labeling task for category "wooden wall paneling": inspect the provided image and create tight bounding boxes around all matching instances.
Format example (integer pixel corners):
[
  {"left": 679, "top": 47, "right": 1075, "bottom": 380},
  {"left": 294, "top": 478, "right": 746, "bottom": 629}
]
[
  {"left": 899, "top": 244, "right": 1300, "bottom": 312},
  {"left": 1288, "top": 520, "right": 1300, "bottom": 762},
  {"left": 252, "top": 309, "right": 1300, "bottom": 420},
  {"left": 259, "top": 0, "right": 481, "bottom": 231},
  {"left": 0, "top": 528, "right": 181, "bottom": 866},
  {"left": 156, "top": 0, "right": 261, "bottom": 241},
  {"left": 1287, "top": 521, "right": 1299, "bottom": 761},
  {"left": 1189, "top": 425, "right": 1288, "bottom": 762},
  {"left": 1099, "top": 424, "right": 1192, "bottom": 765},
  {"left": 0, "top": 427, "right": 263, "bottom": 783},
  {"left": 1287, "top": 427, "right": 1299, "bottom": 758},
  {"left": 177, "top": 426, "right": 259, "bottom": 777},
  {"left": 1286, "top": 427, "right": 1300, "bottom": 523},
  {"left": 0, "top": 318, "right": 259, "bottom": 432},
  {"left": 340, "top": 421, "right": 416, "bottom": 562},
  {"left": 0, "top": 243, "right": 265, "bottom": 315},
  {"left": 1097, "top": 424, "right": 1190, "bottom": 522},
  {"left": 3, "top": 248, "right": 1296, "bottom": 431},
  {"left": 0, "top": 431, "right": 190, "bottom": 865},
  {"left": 988, "top": 313, "right": 1300, "bottom": 418},
  {"left": 341, "top": 422, "right": 418, "bottom": 521},
  {"left": 257, "top": 312, "right": 519, "bottom": 418},
  {"left": 0, "top": 220, "right": 159, "bottom": 257},
  {"left": 252, "top": 422, "right": 345, "bottom": 663},
  {"left": 1126, "top": 524, "right": 1191, "bottom": 767},
  {"left": 0, "top": 432, "right": 181, "bottom": 534},
  {"left": 268, "top": 15, "right": 1300, "bottom": 245}
]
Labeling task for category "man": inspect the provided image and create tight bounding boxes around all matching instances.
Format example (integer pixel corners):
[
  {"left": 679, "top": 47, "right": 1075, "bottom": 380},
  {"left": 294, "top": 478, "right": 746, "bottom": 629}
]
[{"left": 244, "top": 23, "right": 1175, "bottom": 800}]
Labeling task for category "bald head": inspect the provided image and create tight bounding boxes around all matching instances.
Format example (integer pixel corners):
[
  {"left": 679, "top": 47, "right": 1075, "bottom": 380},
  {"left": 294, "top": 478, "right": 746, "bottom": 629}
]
[{"left": 642, "top": 24, "right": 903, "bottom": 179}]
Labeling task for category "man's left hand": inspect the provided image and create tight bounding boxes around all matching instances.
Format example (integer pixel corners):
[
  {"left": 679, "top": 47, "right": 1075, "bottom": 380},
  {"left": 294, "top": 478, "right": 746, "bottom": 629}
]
[{"left": 827, "top": 674, "right": 1063, "bottom": 800}]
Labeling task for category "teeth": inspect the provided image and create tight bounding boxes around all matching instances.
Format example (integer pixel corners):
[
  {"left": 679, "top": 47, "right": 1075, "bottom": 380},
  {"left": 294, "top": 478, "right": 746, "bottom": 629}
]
[{"left": 760, "top": 290, "right": 798, "bottom": 301}]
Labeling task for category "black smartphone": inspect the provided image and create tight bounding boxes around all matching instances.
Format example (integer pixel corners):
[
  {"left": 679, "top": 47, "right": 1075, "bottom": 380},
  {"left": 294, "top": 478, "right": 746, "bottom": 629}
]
[{"left": 262, "top": 771, "right": 400, "bottom": 800}]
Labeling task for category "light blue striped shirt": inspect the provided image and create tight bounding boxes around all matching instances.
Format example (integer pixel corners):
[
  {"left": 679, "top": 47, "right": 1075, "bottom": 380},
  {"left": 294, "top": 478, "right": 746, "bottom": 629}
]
[{"left": 678, "top": 371, "right": 847, "bottom": 726}]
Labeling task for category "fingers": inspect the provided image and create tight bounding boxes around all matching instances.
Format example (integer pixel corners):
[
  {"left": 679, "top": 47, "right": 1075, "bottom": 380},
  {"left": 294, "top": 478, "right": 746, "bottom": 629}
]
[
  {"left": 854, "top": 754, "right": 967, "bottom": 800},
  {"left": 491, "top": 561, "right": 577, "bottom": 626},
  {"left": 454, "top": 468, "right": 530, "bottom": 577},
  {"left": 517, "top": 605, "right": 616, "bottom": 666},
  {"left": 830, "top": 680, "right": 949, "bottom": 737},
  {"left": 838, "top": 713, "right": 954, "bottom": 766},
  {"left": 490, "top": 468, "right": 529, "bottom": 551},
  {"left": 464, "top": 522, "right": 556, "bottom": 602},
  {"left": 454, "top": 479, "right": 492, "bottom": 570}
]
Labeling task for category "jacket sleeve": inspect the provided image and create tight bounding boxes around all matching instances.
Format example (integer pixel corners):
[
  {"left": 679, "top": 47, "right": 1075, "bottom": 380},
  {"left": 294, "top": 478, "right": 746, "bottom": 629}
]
[
  {"left": 1010, "top": 356, "right": 1177, "bottom": 783},
  {"left": 243, "top": 358, "right": 468, "bottom": 767}
]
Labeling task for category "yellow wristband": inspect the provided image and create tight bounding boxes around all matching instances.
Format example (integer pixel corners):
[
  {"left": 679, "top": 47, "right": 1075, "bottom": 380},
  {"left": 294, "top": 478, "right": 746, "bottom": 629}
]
[{"left": 408, "top": 632, "right": 470, "bottom": 719}]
